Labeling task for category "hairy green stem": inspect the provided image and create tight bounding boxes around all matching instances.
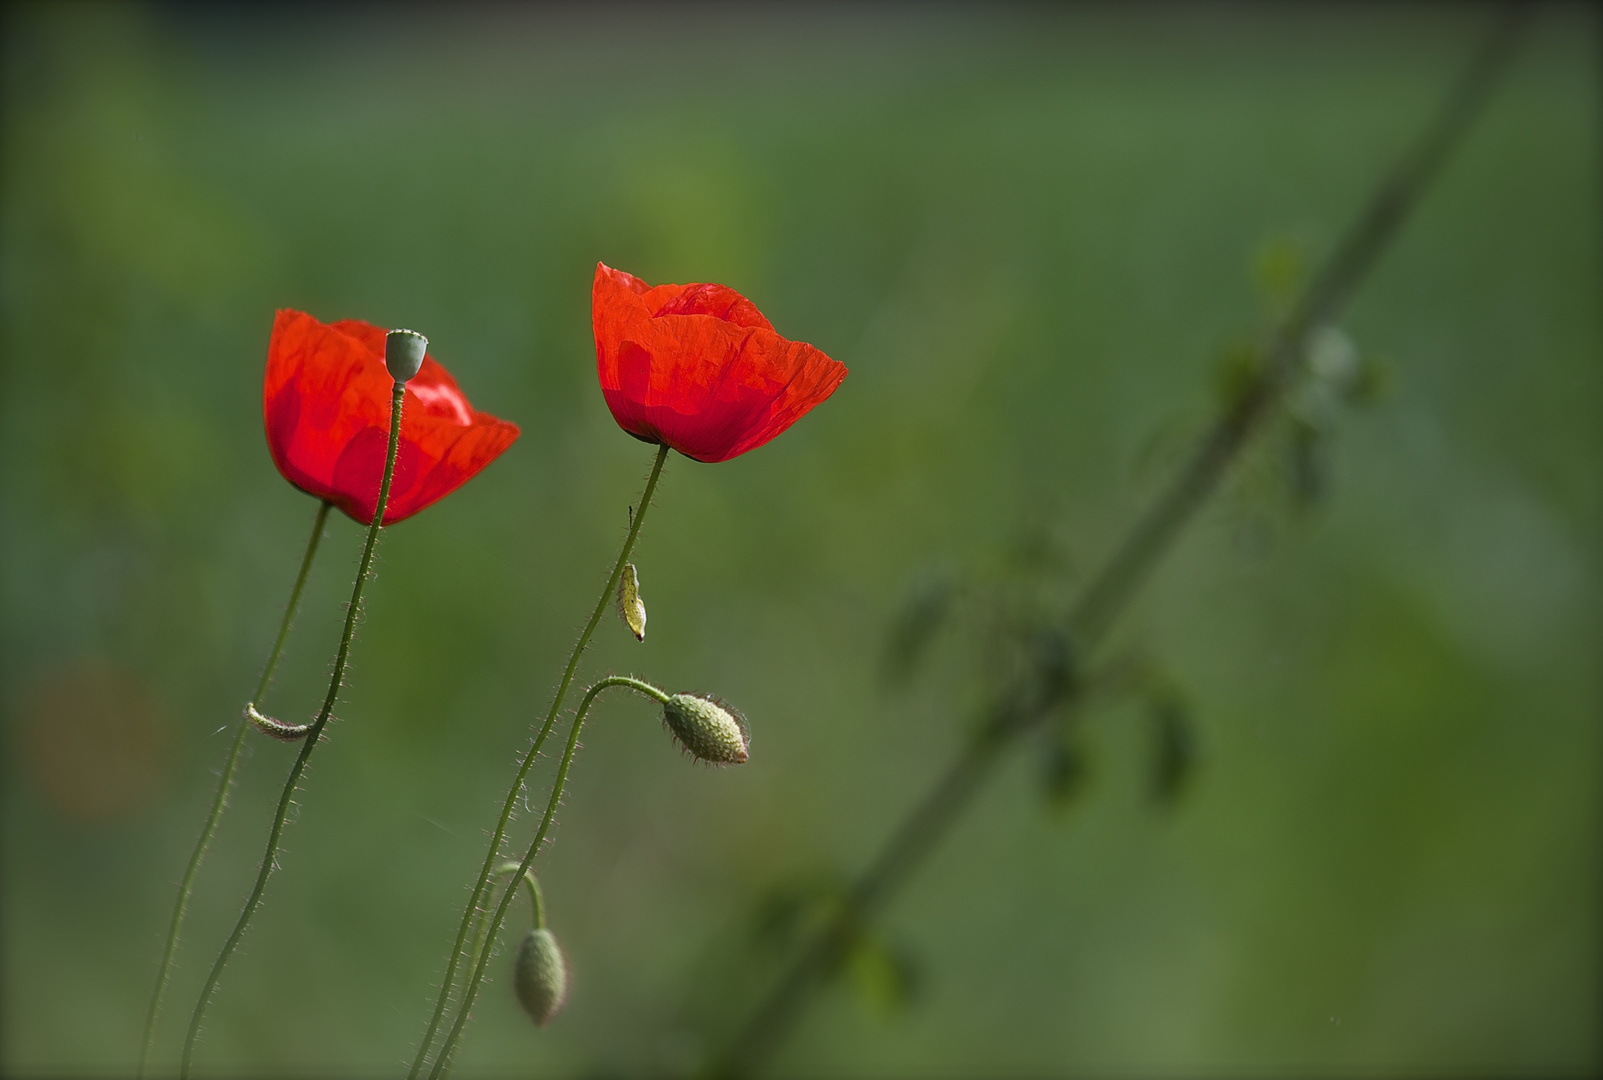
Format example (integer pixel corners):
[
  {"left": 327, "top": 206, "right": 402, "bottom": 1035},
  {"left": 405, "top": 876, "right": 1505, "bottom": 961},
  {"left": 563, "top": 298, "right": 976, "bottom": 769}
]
[
  {"left": 473, "top": 860, "right": 545, "bottom": 953},
  {"left": 409, "top": 444, "right": 671, "bottom": 1078},
  {"left": 180, "top": 383, "right": 406, "bottom": 1078},
  {"left": 430, "top": 676, "right": 665, "bottom": 1078},
  {"left": 461, "top": 860, "right": 548, "bottom": 1021},
  {"left": 139, "top": 499, "right": 331, "bottom": 1077}
]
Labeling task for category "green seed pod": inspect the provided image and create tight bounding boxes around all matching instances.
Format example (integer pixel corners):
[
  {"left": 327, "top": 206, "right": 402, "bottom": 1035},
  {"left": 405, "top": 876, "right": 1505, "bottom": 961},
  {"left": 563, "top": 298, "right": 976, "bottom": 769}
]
[
  {"left": 662, "top": 693, "right": 749, "bottom": 764},
  {"left": 385, "top": 328, "right": 428, "bottom": 383},
  {"left": 513, "top": 928, "right": 568, "bottom": 1027}
]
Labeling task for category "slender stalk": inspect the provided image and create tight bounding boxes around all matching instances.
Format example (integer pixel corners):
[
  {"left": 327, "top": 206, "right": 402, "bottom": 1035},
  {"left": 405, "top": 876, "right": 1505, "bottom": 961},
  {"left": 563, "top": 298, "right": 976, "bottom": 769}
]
[
  {"left": 409, "top": 445, "right": 671, "bottom": 1078},
  {"left": 470, "top": 860, "right": 546, "bottom": 967},
  {"left": 180, "top": 383, "right": 407, "bottom": 1078},
  {"left": 447, "top": 859, "right": 553, "bottom": 1075},
  {"left": 138, "top": 499, "right": 332, "bottom": 1077},
  {"left": 459, "top": 863, "right": 539, "bottom": 1026},
  {"left": 429, "top": 675, "right": 667, "bottom": 1078},
  {"left": 712, "top": 6, "right": 1529, "bottom": 1075},
  {"left": 473, "top": 860, "right": 556, "bottom": 973}
]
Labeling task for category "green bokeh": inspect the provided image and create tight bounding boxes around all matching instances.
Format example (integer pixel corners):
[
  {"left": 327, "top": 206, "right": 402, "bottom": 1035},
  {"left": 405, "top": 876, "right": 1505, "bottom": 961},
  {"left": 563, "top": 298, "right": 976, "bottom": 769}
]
[{"left": 2, "top": 4, "right": 1597, "bottom": 1076}]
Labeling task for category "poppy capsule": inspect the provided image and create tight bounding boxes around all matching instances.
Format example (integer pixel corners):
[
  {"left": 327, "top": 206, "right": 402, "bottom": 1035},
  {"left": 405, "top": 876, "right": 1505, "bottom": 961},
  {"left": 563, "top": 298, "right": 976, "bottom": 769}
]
[
  {"left": 591, "top": 264, "right": 847, "bottom": 463},
  {"left": 263, "top": 310, "right": 519, "bottom": 526},
  {"left": 385, "top": 328, "right": 428, "bottom": 382}
]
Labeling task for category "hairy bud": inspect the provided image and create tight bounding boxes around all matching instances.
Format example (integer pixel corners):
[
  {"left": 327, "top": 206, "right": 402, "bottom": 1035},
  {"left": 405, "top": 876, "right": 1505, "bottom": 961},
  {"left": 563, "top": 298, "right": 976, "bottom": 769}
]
[
  {"left": 245, "top": 703, "right": 309, "bottom": 742},
  {"left": 385, "top": 329, "right": 428, "bottom": 382},
  {"left": 662, "top": 693, "right": 749, "bottom": 764},
  {"left": 513, "top": 928, "right": 568, "bottom": 1027}
]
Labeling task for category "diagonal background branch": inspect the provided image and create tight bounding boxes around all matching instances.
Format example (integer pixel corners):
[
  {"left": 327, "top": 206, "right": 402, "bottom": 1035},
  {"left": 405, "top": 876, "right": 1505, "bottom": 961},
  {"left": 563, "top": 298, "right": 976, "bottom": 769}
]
[{"left": 711, "top": 4, "right": 1532, "bottom": 1074}]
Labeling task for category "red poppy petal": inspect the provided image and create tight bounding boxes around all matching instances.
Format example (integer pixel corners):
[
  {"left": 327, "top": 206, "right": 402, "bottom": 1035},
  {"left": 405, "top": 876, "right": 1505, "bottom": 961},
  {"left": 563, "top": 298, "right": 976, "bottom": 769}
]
[
  {"left": 265, "top": 310, "right": 391, "bottom": 499},
  {"left": 650, "top": 283, "right": 773, "bottom": 331},
  {"left": 264, "top": 309, "right": 520, "bottom": 525},
  {"left": 330, "top": 425, "right": 426, "bottom": 525},
  {"left": 592, "top": 264, "right": 846, "bottom": 463},
  {"left": 598, "top": 264, "right": 653, "bottom": 298},
  {"left": 386, "top": 413, "right": 520, "bottom": 525},
  {"left": 715, "top": 341, "right": 847, "bottom": 461}
]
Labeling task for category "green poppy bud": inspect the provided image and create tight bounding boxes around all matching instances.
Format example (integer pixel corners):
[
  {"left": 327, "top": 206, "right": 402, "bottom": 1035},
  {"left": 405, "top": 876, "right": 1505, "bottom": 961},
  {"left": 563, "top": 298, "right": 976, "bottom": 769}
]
[
  {"left": 513, "top": 927, "right": 568, "bottom": 1027},
  {"left": 662, "top": 693, "right": 749, "bottom": 764},
  {"left": 385, "top": 328, "right": 428, "bottom": 382}
]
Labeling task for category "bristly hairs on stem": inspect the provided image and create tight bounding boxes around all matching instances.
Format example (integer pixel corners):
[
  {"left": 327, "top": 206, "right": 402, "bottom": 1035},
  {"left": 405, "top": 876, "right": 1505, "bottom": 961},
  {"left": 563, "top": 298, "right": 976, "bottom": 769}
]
[
  {"left": 442, "top": 862, "right": 557, "bottom": 1064},
  {"left": 409, "top": 444, "right": 671, "bottom": 1080},
  {"left": 427, "top": 675, "right": 674, "bottom": 1078},
  {"left": 710, "top": 5, "right": 1532, "bottom": 1075},
  {"left": 138, "top": 498, "right": 332, "bottom": 1078},
  {"left": 179, "top": 374, "right": 409, "bottom": 1079}
]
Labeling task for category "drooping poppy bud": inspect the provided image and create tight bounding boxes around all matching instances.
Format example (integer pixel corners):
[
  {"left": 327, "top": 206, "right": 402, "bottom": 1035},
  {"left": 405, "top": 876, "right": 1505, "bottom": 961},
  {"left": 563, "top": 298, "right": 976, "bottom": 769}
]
[
  {"left": 244, "top": 702, "right": 309, "bottom": 742},
  {"left": 385, "top": 328, "right": 428, "bottom": 383},
  {"left": 617, "top": 563, "right": 647, "bottom": 641},
  {"left": 662, "top": 693, "right": 749, "bottom": 764},
  {"left": 263, "top": 310, "right": 519, "bottom": 525},
  {"left": 513, "top": 928, "right": 568, "bottom": 1027},
  {"left": 591, "top": 263, "right": 847, "bottom": 462}
]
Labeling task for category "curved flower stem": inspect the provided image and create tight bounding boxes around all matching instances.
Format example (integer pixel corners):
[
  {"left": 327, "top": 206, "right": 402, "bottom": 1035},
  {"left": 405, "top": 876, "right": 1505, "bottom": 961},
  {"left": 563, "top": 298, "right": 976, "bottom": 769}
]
[
  {"left": 430, "top": 675, "right": 667, "bottom": 1078},
  {"left": 472, "top": 860, "right": 545, "bottom": 954},
  {"left": 458, "top": 859, "right": 548, "bottom": 1030},
  {"left": 180, "top": 383, "right": 407, "bottom": 1078},
  {"left": 138, "top": 499, "right": 332, "bottom": 1077},
  {"left": 409, "top": 445, "right": 671, "bottom": 1079},
  {"left": 445, "top": 862, "right": 533, "bottom": 1080}
]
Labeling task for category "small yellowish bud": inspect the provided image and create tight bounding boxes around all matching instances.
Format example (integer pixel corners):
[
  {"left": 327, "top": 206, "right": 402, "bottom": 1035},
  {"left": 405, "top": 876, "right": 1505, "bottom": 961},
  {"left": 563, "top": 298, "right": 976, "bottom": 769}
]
[
  {"left": 385, "top": 329, "right": 428, "bottom": 382},
  {"left": 513, "top": 928, "right": 568, "bottom": 1027},
  {"left": 617, "top": 563, "right": 647, "bottom": 641},
  {"left": 662, "top": 693, "right": 749, "bottom": 764}
]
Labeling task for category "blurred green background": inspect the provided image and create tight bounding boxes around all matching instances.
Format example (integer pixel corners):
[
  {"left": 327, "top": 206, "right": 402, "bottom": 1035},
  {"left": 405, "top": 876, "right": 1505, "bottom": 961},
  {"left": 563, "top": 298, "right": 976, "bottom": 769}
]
[{"left": 2, "top": 3, "right": 1598, "bottom": 1076}]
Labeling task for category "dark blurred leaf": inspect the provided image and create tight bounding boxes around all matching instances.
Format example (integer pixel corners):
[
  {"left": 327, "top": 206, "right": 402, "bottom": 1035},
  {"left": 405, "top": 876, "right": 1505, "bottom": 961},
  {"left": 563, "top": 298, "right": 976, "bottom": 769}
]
[
  {"left": 1024, "top": 623, "right": 1076, "bottom": 708},
  {"left": 1149, "top": 696, "right": 1198, "bottom": 807},
  {"left": 1006, "top": 522, "right": 1075, "bottom": 580},
  {"left": 1214, "top": 341, "right": 1265, "bottom": 415},
  {"left": 750, "top": 886, "right": 809, "bottom": 950},
  {"left": 1040, "top": 731, "right": 1092, "bottom": 813},
  {"left": 1284, "top": 416, "right": 1329, "bottom": 513},
  {"left": 1252, "top": 234, "right": 1310, "bottom": 312},
  {"left": 881, "top": 574, "right": 957, "bottom": 688},
  {"left": 845, "top": 935, "right": 921, "bottom": 1019},
  {"left": 750, "top": 879, "right": 840, "bottom": 952}
]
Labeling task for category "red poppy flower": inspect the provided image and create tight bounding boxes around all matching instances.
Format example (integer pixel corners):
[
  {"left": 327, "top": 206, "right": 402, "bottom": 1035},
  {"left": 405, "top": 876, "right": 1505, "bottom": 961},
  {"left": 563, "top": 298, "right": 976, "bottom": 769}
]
[
  {"left": 263, "top": 309, "right": 520, "bottom": 525},
  {"left": 592, "top": 263, "right": 847, "bottom": 463}
]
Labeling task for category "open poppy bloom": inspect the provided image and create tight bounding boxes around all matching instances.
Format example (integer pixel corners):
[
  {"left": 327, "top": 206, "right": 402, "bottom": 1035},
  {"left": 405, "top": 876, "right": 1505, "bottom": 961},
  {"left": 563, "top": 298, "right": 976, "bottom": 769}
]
[
  {"left": 592, "top": 263, "right": 847, "bottom": 463},
  {"left": 263, "top": 309, "right": 520, "bottom": 525}
]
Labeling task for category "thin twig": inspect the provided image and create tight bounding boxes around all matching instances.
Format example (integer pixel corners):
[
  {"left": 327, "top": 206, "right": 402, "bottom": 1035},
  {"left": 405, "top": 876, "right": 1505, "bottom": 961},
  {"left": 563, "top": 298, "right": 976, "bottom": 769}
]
[{"left": 712, "top": 6, "right": 1530, "bottom": 1074}]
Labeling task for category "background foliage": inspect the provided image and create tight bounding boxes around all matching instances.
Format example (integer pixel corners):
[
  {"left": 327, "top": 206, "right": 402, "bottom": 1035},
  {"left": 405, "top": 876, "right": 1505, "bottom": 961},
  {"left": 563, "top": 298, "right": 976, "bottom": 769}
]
[{"left": 2, "top": 3, "right": 1597, "bottom": 1076}]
